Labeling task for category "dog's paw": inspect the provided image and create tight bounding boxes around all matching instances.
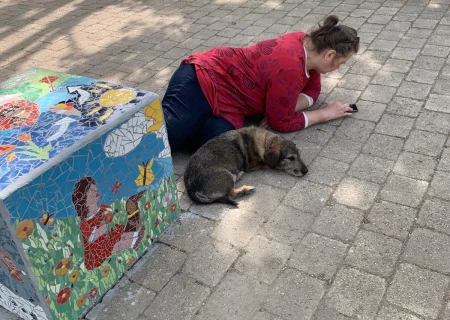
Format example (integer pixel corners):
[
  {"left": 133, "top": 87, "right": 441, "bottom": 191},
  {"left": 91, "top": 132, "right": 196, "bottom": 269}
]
[{"left": 244, "top": 186, "right": 256, "bottom": 195}]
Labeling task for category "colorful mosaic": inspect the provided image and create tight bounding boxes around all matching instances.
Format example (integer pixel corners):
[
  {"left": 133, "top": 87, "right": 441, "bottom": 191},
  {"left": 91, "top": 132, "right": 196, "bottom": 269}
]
[{"left": 0, "top": 69, "right": 179, "bottom": 320}]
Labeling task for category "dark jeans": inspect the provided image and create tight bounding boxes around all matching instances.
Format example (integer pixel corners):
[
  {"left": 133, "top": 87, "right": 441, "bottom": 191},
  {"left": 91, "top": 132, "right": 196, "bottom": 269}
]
[{"left": 162, "top": 64, "right": 235, "bottom": 152}]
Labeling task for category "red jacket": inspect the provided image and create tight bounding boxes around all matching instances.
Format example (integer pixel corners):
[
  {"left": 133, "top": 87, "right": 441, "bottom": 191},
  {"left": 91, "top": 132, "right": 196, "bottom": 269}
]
[{"left": 181, "top": 32, "right": 321, "bottom": 132}]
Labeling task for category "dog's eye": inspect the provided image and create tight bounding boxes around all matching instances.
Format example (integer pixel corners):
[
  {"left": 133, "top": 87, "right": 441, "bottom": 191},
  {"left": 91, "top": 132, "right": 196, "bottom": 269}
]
[{"left": 287, "top": 156, "right": 295, "bottom": 161}]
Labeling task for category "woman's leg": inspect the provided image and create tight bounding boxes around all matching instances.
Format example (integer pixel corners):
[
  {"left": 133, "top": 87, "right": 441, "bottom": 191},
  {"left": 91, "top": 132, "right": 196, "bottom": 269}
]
[
  {"left": 162, "top": 64, "right": 213, "bottom": 152},
  {"left": 191, "top": 116, "right": 236, "bottom": 150}
]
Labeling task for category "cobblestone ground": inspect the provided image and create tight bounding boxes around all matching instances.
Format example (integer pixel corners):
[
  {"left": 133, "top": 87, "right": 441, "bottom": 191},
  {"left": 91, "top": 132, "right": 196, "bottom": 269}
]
[{"left": 1, "top": 0, "right": 450, "bottom": 319}]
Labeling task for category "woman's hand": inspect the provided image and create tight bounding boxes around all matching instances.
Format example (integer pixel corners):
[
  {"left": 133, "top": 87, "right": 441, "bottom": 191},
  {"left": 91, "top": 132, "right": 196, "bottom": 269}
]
[
  {"left": 259, "top": 117, "right": 270, "bottom": 129},
  {"left": 322, "top": 101, "right": 353, "bottom": 121}
]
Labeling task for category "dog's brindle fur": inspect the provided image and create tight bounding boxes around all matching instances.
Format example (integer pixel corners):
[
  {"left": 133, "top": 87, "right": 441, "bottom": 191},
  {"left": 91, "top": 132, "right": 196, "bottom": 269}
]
[{"left": 184, "top": 127, "right": 308, "bottom": 206}]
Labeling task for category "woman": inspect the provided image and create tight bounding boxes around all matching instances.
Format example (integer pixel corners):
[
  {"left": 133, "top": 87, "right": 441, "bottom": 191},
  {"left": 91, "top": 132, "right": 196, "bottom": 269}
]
[
  {"left": 72, "top": 177, "right": 144, "bottom": 270},
  {"left": 162, "top": 15, "right": 359, "bottom": 151}
]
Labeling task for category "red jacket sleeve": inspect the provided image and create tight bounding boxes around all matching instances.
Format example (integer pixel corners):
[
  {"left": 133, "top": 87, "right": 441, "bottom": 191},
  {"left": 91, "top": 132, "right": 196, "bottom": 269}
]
[
  {"left": 265, "top": 69, "right": 309, "bottom": 133},
  {"left": 302, "top": 70, "right": 321, "bottom": 103}
]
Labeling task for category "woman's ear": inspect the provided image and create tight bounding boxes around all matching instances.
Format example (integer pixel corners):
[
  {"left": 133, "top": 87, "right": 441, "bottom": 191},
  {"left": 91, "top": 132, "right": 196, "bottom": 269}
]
[{"left": 324, "top": 49, "right": 336, "bottom": 62}]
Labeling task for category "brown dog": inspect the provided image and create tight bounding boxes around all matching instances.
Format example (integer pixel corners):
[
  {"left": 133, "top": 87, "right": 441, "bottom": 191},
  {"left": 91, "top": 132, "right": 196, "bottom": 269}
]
[{"left": 184, "top": 127, "right": 308, "bottom": 205}]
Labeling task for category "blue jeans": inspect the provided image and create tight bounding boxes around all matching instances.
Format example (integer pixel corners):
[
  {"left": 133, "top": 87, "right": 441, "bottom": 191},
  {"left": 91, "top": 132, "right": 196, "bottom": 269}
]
[{"left": 162, "top": 64, "right": 235, "bottom": 152}]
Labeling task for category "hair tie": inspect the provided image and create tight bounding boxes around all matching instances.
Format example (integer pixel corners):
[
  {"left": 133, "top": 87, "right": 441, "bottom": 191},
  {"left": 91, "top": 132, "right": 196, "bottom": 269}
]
[{"left": 335, "top": 23, "right": 340, "bottom": 27}]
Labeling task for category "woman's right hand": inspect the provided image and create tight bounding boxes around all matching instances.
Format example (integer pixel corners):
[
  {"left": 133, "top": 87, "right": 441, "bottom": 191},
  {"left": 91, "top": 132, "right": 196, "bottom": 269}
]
[{"left": 322, "top": 101, "right": 353, "bottom": 121}]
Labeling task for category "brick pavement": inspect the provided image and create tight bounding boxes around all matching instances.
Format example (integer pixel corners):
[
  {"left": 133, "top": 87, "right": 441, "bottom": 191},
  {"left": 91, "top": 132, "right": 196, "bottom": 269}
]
[{"left": 1, "top": 0, "right": 450, "bottom": 319}]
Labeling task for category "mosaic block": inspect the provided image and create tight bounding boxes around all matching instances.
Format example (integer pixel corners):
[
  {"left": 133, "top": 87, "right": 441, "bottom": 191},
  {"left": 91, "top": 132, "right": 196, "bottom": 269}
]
[{"left": 0, "top": 68, "right": 179, "bottom": 320}]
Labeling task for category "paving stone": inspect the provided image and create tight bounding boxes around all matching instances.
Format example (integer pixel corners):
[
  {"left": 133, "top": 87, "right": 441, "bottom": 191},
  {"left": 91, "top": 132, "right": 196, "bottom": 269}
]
[
  {"left": 319, "top": 137, "right": 363, "bottom": 163},
  {"left": 326, "top": 87, "right": 362, "bottom": 104},
  {"left": 432, "top": 79, "right": 450, "bottom": 95},
  {"left": 391, "top": 47, "right": 421, "bottom": 61},
  {"left": 418, "top": 198, "right": 450, "bottom": 236},
  {"left": 396, "top": 81, "right": 431, "bottom": 100},
  {"left": 375, "top": 114, "right": 414, "bottom": 138},
  {"left": 421, "top": 44, "right": 450, "bottom": 57},
  {"left": 376, "top": 305, "right": 422, "bottom": 320},
  {"left": 348, "top": 154, "right": 394, "bottom": 184},
  {"left": 251, "top": 311, "right": 283, "bottom": 320},
  {"left": 369, "top": 39, "right": 398, "bottom": 52},
  {"left": 362, "top": 133, "right": 404, "bottom": 161},
  {"left": 325, "top": 268, "right": 386, "bottom": 319},
  {"left": 393, "top": 151, "right": 437, "bottom": 181},
  {"left": 333, "top": 177, "right": 380, "bottom": 210},
  {"left": 184, "top": 238, "right": 238, "bottom": 286},
  {"left": 386, "top": 263, "right": 449, "bottom": 319},
  {"left": 346, "top": 230, "right": 403, "bottom": 277},
  {"left": 382, "top": 59, "right": 412, "bottom": 73},
  {"left": 413, "top": 55, "right": 446, "bottom": 70},
  {"left": 312, "top": 203, "right": 364, "bottom": 242},
  {"left": 404, "top": 129, "right": 447, "bottom": 157},
  {"left": 351, "top": 100, "right": 386, "bottom": 122},
  {"left": 428, "top": 170, "right": 450, "bottom": 201},
  {"left": 405, "top": 67, "right": 439, "bottom": 84},
  {"left": 89, "top": 281, "right": 156, "bottom": 320},
  {"left": 313, "top": 306, "right": 353, "bottom": 320},
  {"left": 398, "top": 37, "right": 427, "bottom": 49},
  {"left": 293, "top": 124, "right": 336, "bottom": 146},
  {"left": 264, "top": 268, "right": 325, "bottom": 320},
  {"left": 350, "top": 60, "right": 381, "bottom": 76},
  {"left": 360, "top": 84, "right": 397, "bottom": 104},
  {"left": 425, "top": 93, "right": 450, "bottom": 114},
  {"left": 158, "top": 211, "right": 215, "bottom": 253},
  {"left": 289, "top": 233, "right": 347, "bottom": 280},
  {"left": 371, "top": 71, "right": 404, "bottom": 88},
  {"left": 334, "top": 118, "right": 375, "bottom": 143},
  {"left": 140, "top": 274, "right": 210, "bottom": 320},
  {"left": 380, "top": 174, "right": 428, "bottom": 207},
  {"left": 438, "top": 148, "right": 450, "bottom": 172},
  {"left": 295, "top": 140, "right": 322, "bottom": 166},
  {"left": 364, "top": 201, "right": 416, "bottom": 240},
  {"left": 415, "top": 110, "right": 450, "bottom": 134},
  {"left": 284, "top": 179, "right": 333, "bottom": 213},
  {"left": 129, "top": 243, "right": 187, "bottom": 291},
  {"left": 359, "top": 50, "right": 392, "bottom": 64},
  {"left": 304, "top": 157, "right": 349, "bottom": 186},
  {"left": 386, "top": 96, "right": 423, "bottom": 118},
  {"left": 235, "top": 235, "right": 292, "bottom": 284}
]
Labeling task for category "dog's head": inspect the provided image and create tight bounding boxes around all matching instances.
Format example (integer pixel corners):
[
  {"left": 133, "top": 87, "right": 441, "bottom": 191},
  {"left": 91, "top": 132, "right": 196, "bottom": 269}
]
[{"left": 264, "top": 137, "right": 308, "bottom": 177}]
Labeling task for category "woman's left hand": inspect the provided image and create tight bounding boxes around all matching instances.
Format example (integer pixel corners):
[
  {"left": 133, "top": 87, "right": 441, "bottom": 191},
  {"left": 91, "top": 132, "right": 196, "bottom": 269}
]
[{"left": 259, "top": 117, "right": 271, "bottom": 129}]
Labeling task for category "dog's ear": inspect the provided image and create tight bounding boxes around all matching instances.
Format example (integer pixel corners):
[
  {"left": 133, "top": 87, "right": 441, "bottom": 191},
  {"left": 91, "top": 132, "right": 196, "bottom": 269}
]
[{"left": 264, "top": 148, "right": 280, "bottom": 168}]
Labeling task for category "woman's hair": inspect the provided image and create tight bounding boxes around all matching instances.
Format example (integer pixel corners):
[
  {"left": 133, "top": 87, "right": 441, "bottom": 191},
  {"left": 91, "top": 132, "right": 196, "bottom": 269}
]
[
  {"left": 72, "top": 176, "right": 96, "bottom": 219},
  {"left": 309, "top": 15, "right": 359, "bottom": 57}
]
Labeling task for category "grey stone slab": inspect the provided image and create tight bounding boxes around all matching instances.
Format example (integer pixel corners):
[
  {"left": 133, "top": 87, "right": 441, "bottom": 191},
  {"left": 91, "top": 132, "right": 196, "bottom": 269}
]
[
  {"left": 261, "top": 204, "right": 315, "bottom": 245},
  {"left": 251, "top": 311, "right": 283, "bottom": 320},
  {"left": 418, "top": 198, "right": 450, "bottom": 236},
  {"left": 234, "top": 184, "right": 288, "bottom": 218},
  {"left": 295, "top": 140, "right": 322, "bottom": 166},
  {"left": 383, "top": 114, "right": 416, "bottom": 139},
  {"left": 393, "top": 151, "right": 437, "bottom": 181},
  {"left": 350, "top": 61, "right": 381, "bottom": 76},
  {"left": 194, "top": 271, "right": 269, "bottom": 320},
  {"left": 351, "top": 100, "right": 386, "bottom": 122},
  {"left": 421, "top": 44, "right": 450, "bottom": 57},
  {"left": 348, "top": 154, "right": 394, "bottom": 184},
  {"left": 415, "top": 110, "right": 450, "bottom": 134},
  {"left": 359, "top": 50, "right": 392, "bottom": 64},
  {"left": 404, "top": 129, "right": 447, "bottom": 157},
  {"left": 333, "top": 177, "right": 380, "bottom": 210},
  {"left": 362, "top": 133, "right": 405, "bottom": 161},
  {"left": 284, "top": 179, "right": 333, "bottom": 213},
  {"left": 398, "top": 36, "right": 427, "bottom": 49},
  {"left": 371, "top": 70, "right": 405, "bottom": 87},
  {"left": 369, "top": 39, "right": 398, "bottom": 52},
  {"left": 158, "top": 212, "right": 215, "bottom": 253},
  {"left": 368, "top": 14, "right": 393, "bottom": 24},
  {"left": 396, "top": 81, "right": 431, "bottom": 100},
  {"left": 305, "top": 157, "right": 349, "bottom": 186},
  {"left": 361, "top": 84, "right": 397, "bottom": 103},
  {"left": 429, "top": 170, "right": 450, "bottom": 201},
  {"left": 432, "top": 79, "right": 450, "bottom": 95},
  {"left": 337, "top": 73, "right": 371, "bottom": 90},
  {"left": 129, "top": 243, "right": 187, "bottom": 292},
  {"left": 334, "top": 118, "right": 375, "bottom": 143},
  {"left": 386, "top": 97, "right": 423, "bottom": 117},
  {"left": 326, "top": 87, "right": 362, "bottom": 104},
  {"left": 376, "top": 305, "right": 422, "bottom": 320},
  {"left": 387, "top": 263, "right": 449, "bottom": 319},
  {"left": 264, "top": 268, "right": 325, "bottom": 320},
  {"left": 405, "top": 68, "right": 439, "bottom": 84},
  {"left": 413, "top": 55, "right": 446, "bottom": 70},
  {"left": 425, "top": 93, "right": 450, "bottom": 114},
  {"left": 325, "top": 268, "right": 386, "bottom": 319},
  {"left": 183, "top": 238, "right": 238, "bottom": 286},
  {"left": 235, "top": 235, "right": 292, "bottom": 284},
  {"left": 382, "top": 59, "right": 412, "bottom": 73},
  {"left": 438, "top": 147, "right": 450, "bottom": 172},
  {"left": 319, "top": 137, "right": 363, "bottom": 163},
  {"left": 293, "top": 124, "right": 336, "bottom": 146},
  {"left": 140, "top": 274, "right": 210, "bottom": 320},
  {"left": 313, "top": 306, "right": 353, "bottom": 320},
  {"left": 89, "top": 281, "right": 156, "bottom": 320},
  {"left": 380, "top": 174, "right": 428, "bottom": 207},
  {"left": 346, "top": 230, "right": 403, "bottom": 277},
  {"left": 312, "top": 203, "right": 364, "bottom": 242},
  {"left": 255, "top": 170, "right": 301, "bottom": 190},
  {"left": 211, "top": 208, "right": 265, "bottom": 248},
  {"left": 391, "top": 47, "right": 421, "bottom": 61},
  {"left": 289, "top": 233, "right": 347, "bottom": 280},
  {"left": 377, "top": 30, "right": 404, "bottom": 41},
  {"left": 364, "top": 201, "right": 416, "bottom": 240}
]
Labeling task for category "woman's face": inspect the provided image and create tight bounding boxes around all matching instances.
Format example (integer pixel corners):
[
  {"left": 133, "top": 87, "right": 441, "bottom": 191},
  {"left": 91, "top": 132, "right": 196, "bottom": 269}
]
[
  {"left": 316, "top": 49, "right": 354, "bottom": 74},
  {"left": 85, "top": 183, "right": 100, "bottom": 216}
]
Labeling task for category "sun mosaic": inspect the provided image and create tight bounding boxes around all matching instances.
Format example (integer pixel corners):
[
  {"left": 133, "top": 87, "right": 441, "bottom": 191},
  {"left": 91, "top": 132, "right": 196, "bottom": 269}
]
[{"left": 0, "top": 69, "right": 179, "bottom": 320}]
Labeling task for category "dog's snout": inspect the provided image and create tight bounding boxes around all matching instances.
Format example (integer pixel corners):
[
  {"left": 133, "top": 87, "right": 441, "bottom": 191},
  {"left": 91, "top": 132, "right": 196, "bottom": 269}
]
[{"left": 301, "top": 167, "right": 308, "bottom": 175}]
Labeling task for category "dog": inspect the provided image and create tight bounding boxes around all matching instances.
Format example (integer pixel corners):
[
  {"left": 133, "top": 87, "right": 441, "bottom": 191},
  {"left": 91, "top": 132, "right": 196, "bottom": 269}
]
[{"left": 184, "top": 127, "right": 308, "bottom": 206}]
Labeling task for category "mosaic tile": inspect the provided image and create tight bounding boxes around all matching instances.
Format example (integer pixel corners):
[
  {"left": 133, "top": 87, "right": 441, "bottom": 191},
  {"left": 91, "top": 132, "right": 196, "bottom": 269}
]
[{"left": 0, "top": 69, "right": 178, "bottom": 320}]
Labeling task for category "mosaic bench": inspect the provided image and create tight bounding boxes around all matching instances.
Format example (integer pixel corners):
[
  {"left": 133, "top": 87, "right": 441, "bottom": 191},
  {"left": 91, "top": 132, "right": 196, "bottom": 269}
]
[{"left": 0, "top": 68, "right": 179, "bottom": 320}]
